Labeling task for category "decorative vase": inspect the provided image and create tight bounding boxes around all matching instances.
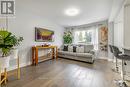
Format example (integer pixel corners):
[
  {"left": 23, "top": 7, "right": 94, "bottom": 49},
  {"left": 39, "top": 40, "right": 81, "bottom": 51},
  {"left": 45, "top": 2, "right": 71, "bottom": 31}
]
[
  {"left": 0, "top": 56, "right": 10, "bottom": 69},
  {"left": 11, "top": 48, "right": 18, "bottom": 59}
]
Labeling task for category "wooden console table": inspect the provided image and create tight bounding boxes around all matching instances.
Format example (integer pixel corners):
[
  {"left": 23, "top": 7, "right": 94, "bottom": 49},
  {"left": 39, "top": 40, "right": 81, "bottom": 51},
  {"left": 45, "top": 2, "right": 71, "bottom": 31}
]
[{"left": 32, "top": 45, "right": 58, "bottom": 65}]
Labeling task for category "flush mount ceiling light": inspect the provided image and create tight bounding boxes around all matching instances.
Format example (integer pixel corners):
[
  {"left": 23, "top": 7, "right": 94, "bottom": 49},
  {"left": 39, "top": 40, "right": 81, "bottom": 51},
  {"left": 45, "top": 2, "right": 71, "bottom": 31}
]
[{"left": 65, "top": 8, "right": 80, "bottom": 16}]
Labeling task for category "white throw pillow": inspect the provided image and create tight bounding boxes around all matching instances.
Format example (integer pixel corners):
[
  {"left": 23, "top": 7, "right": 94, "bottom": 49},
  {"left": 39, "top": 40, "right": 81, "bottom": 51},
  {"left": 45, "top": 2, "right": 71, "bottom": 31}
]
[
  {"left": 76, "top": 46, "right": 84, "bottom": 53},
  {"left": 68, "top": 45, "right": 73, "bottom": 52}
]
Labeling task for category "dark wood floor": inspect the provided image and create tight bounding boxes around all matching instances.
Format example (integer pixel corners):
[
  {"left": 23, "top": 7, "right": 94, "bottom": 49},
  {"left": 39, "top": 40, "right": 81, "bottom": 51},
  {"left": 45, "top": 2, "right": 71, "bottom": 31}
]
[{"left": 2, "top": 58, "right": 124, "bottom": 87}]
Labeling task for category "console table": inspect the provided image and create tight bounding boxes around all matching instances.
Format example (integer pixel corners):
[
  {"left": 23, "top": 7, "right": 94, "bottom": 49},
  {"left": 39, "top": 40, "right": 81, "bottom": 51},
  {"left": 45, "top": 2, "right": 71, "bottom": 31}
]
[{"left": 32, "top": 45, "right": 58, "bottom": 65}]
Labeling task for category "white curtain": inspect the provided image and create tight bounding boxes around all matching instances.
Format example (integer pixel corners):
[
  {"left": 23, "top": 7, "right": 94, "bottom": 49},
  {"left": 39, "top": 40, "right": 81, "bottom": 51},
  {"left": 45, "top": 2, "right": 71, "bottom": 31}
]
[{"left": 91, "top": 26, "right": 98, "bottom": 50}]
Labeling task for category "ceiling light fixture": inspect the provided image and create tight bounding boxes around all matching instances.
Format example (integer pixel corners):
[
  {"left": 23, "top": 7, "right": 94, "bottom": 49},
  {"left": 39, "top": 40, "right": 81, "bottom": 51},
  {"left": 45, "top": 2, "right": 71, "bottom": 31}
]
[{"left": 65, "top": 8, "right": 80, "bottom": 16}]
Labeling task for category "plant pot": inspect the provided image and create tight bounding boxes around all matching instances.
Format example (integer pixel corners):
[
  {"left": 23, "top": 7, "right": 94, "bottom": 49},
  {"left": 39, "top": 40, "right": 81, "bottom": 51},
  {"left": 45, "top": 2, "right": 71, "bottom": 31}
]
[
  {"left": 11, "top": 48, "right": 18, "bottom": 59},
  {"left": 0, "top": 56, "right": 10, "bottom": 69}
]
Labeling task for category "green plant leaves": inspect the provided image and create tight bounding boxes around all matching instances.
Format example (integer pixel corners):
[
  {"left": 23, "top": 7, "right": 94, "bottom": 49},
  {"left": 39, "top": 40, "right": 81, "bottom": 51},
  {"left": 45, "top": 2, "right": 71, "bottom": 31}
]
[
  {"left": 0, "top": 31, "right": 23, "bottom": 57},
  {"left": 0, "top": 31, "right": 11, "bottom": 39},
  {"left": 2, "top": 47, "right": 11, "bottom": 57},
  {"left": 63, "top": 31, "right": 73, "bottom": 44}
]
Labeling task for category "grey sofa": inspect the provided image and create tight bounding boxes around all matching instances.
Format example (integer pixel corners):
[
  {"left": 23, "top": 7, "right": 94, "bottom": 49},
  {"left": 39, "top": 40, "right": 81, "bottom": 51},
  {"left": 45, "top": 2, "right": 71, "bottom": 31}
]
[{"left": 58, "top": 44, "right": 95, "bottom": 63}]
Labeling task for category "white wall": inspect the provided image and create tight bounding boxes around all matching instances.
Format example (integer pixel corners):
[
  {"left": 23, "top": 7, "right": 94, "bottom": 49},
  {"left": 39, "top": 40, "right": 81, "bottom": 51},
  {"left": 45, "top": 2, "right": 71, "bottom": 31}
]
[
  {"left": 114, "top": 6, "right": 124, "bottom": 48},
  {"left": 113, "top": 1, "right": 130, "bottom": 48},
  {"left": 108, "top": 22, "right": 114, "bottom": 60},
  {"left": 124, "top": 5, "right": 130, "bottom": 47},
  {"left": 3, "top": 0, "right": 64, "bottom": 70}
]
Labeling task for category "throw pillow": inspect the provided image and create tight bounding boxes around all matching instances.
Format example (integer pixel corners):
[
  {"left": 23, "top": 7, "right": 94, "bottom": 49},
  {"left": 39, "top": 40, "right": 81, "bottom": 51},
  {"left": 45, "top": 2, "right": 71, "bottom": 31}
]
[
  {"left": 63, "top": 45, "right": 68, "bottom": 51},
  {"left": 68, "top": 45, "right": 73, "bottom": 52},
  {"left": 76, "top": 46, "right": 84, "bottom": 53},
  {"left": 73, "top": 46, "right": 77, "bottom": 52}
]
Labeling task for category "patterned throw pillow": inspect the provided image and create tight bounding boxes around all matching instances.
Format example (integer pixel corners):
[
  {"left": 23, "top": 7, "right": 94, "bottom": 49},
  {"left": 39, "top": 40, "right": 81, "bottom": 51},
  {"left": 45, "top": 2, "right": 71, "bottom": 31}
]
[
  {"left": 73, "top": 46, "right": 77, "bottom": 52},
  {"left": 68, "top": 45, "right": 73, "bottom": 52},
  {"left": 63, "top": 45, "right": 68, "bottom": 51},
  {"left": 76, "top": 46, "right": 84, "bottom": 53}
]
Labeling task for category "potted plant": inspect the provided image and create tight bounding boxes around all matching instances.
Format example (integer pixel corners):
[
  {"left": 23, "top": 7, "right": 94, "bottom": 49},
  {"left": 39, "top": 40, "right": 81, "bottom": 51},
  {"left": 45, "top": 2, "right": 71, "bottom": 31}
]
[
  {"left": 63, "top": 31, "right": 73, "bottom": 44},
  {"left": 0, "top": 30, "right": 23, "bottom": 68},
  {"left": 11, "top": 36, "right": 23, "bottom": 59}
]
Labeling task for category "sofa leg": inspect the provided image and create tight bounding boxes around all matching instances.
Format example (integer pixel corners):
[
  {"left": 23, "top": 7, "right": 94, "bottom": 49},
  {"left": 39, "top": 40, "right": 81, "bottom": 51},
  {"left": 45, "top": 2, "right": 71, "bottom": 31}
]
[{"left": 90, "top": 60, "right": 94, "bottom": 64}]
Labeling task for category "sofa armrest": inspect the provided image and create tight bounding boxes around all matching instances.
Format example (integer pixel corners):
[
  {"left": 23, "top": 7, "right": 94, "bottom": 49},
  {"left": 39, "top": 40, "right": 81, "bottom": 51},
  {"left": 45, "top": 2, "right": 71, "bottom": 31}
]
[
  {"left": 58, "top": 48, "right": 63, "bottom": 51},
  {"left": 89, "top": 50, "right": 95, "bottom": 55},
  {"left": 89, "top": 50, "right": 97, "bottom": 60}
]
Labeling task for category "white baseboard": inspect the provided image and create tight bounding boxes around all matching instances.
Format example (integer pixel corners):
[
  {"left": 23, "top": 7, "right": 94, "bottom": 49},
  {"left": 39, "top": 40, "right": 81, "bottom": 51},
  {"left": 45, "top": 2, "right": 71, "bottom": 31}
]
[{"left": 7, "top": 62, "right": 31, "bottom": 71}]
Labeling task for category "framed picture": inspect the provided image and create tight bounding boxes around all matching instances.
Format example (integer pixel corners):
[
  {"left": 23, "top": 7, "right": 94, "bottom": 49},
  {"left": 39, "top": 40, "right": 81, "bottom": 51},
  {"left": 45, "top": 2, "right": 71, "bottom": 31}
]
[{"left": 35, "top": 27, "right": 54, "bottom": 42}]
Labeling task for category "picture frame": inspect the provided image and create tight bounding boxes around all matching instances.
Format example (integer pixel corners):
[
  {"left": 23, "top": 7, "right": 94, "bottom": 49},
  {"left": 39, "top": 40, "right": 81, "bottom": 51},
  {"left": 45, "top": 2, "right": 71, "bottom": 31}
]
[{"left": 35, "top": 27, "right": 54, "bottom": 42}]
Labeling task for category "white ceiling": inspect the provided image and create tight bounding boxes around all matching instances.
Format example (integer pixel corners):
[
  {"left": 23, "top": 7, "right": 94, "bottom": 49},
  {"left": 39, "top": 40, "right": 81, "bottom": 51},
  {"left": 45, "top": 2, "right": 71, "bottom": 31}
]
[{"left": 18, "top": 0, "right": 114, "bottom": 27}]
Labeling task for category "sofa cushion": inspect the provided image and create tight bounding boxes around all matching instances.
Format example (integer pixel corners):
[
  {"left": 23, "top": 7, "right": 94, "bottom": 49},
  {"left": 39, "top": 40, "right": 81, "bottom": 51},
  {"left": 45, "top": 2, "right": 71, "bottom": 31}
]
[
  {"left": 76, "top": 46, "right": 84, "bottom": 53},
  {"left": 65, "top": 52, "right": 76, "bottom": 56},
  {"left": 76, "top": 53, "right": 93, "bottom": 58},
  {"left": 84, "top": 45, "right": 94, "bottom": 53},
  {"left": 58, "top": 51, "right": 76, "bottom": 56}
]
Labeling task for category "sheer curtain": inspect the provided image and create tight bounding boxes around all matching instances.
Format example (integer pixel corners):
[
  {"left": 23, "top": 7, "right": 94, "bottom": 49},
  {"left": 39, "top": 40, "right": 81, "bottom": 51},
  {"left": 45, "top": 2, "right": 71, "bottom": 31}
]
[{"left": 91, "top": 26, "right": 98, "bottom": 50}]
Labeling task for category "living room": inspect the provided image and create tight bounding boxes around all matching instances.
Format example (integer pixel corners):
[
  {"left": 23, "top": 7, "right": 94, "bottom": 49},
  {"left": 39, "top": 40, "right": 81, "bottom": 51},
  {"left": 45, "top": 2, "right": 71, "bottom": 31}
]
[{"left": 0, "top": 0, "right": 130, "bottom": 87}]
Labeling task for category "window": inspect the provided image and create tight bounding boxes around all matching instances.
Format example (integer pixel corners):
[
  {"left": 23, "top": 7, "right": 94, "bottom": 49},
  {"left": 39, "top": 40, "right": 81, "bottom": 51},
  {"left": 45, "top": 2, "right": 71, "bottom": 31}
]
[
  {"left": 73, "top": 27, "right": 99, "bottom": 50},
  {"left": 75, "top": 30, "right": 93, "bottom": 44}
]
